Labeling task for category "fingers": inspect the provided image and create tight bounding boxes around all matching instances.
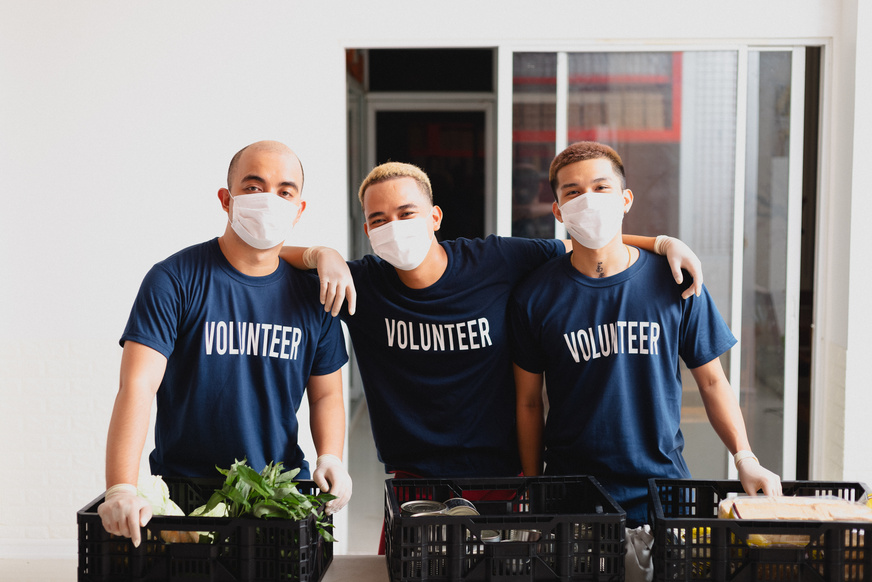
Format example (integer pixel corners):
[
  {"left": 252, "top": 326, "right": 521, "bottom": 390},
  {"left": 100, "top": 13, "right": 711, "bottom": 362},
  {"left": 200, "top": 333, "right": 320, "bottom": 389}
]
[
  {"left": 319, "top": 279, "right": 350, "bottom": 317},
  {"left": 140, "top": 503, "right": 153, "bottom": 528},
  {"left": 760, "top": 472, "right": 783, "bottom": 497},
  {"left": 128, "top": 508, "right": 142, "bottom": 547},
  {"left": 313, "top": 457, "right": 352, "bottom": 515},
  {"left": 323, "top": 470, "right": 352, "bottom": 515},
  {"left": 346, "top": 285, "right": 357, "bottom": 316},
  {"left": 739, "top": 463, "right": 783, "bottom": 498},
  {"left": 319, "top": 278, "right": 331, "bottom": 309},
  {"left": 689, "top": 268, "right": 703, "bottom": 298},
  {"left": 99, "top": 493, "right": 153, "bottom": 548},
  {"left": 675, "top": 261, "right": 703, "bottom": 299},
  {"left": 670, "top": 260, "right": 684, "bottom": 286},
  {"left": 312, "top": 469, "right": 329, "bottom": 492}
]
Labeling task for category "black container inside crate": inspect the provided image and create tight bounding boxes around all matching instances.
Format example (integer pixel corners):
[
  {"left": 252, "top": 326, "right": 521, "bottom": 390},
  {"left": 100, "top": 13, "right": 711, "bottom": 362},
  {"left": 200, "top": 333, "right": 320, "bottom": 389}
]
[
  {"left": 649, "top": 479, "right": 872, "bottom": 582},
  {"left": 77, "top": 477, "right": 332, "bottom": 582},
  {"left": 384, "top": 475, "right": 626, "bottom": 582}
]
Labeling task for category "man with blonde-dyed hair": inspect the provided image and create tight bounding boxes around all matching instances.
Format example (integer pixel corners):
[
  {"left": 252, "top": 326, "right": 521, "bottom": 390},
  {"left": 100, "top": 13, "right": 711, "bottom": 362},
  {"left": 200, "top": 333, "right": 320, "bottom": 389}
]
[
  {"left": 284, "top": 159, "right": 704, "bottom": 485},
  {"left": 358, "top": 161, "right": 432, "bottom": 206}
]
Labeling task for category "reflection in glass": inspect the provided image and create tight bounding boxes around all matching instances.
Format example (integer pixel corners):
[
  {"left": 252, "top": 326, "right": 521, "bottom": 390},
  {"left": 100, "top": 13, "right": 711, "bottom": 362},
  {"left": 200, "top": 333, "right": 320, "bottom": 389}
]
[{"left": 512, "top": 53, "right": 557, "bottom": 239}]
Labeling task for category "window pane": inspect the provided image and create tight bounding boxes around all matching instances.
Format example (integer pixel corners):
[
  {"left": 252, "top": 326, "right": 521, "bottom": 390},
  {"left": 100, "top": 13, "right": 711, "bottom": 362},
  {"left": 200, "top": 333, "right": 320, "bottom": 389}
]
[
  {"left": 511, "top": 53, "right": 557, "bottom": 238},
  {"left": 741, "top": 51, "right": 793, "bottom": 477}
]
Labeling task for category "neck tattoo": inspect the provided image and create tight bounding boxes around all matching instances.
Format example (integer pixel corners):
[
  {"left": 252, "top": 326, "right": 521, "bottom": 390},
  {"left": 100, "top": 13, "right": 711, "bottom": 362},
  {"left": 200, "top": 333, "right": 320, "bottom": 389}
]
[{"left": 596, "top": 245, "right": 632, "bottom": 278}]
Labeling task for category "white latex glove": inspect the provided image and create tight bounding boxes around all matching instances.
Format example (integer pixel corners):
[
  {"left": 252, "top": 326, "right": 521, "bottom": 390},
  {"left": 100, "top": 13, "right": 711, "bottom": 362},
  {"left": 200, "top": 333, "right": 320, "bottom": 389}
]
[
  {"left": 655, "top": 235, "right": 703, "bottom": 299},
  {"left": 736, "top": 452, "right": 782, "bottom": 497},
  {"left": 624, "top": 525, "right": 654, "bottom": 582},
  {"left": 303, "top": 246, "right": 356, "bottom": 316},
  {"left": 97, "top": 483, "right": 153, "bottom": 548},
  {"left": 311, "top": 454, "right": 352, "bottom": 515}
]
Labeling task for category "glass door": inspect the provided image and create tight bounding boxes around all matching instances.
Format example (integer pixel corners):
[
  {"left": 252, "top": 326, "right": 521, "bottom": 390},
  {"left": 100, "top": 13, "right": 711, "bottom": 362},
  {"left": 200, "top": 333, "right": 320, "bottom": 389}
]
[{"left": 501, "top": 46, "right": 812, "bottom": 480}]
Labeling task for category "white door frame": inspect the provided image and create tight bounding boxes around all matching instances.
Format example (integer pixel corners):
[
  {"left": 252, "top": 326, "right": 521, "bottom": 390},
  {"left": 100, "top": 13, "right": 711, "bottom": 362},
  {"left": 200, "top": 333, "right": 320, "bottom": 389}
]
[{"left": 365, "top": 94, "right": 496, "bottom": 235}]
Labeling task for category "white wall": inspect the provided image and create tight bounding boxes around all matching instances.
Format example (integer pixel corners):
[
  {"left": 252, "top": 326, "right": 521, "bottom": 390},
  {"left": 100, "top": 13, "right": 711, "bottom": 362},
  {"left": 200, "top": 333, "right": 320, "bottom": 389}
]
[
  {"left": 1, "top": 0, "right": 867, "bottom": 558},
  {"left": 842, "top": 0, "right": 872, "bottom": 483}
]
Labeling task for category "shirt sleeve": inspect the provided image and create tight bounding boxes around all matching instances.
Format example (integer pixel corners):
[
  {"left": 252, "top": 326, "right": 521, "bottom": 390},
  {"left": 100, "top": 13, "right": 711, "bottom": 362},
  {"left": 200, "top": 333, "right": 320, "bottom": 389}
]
[
  {"left": 310, "top": 300, "right": 349, "bottom": 376},
  {"left": 496, "top": 236, "right": 565, "bottom": 274},
  {"left": 119, "top": 264, "right": 182, "bottom": 358},
  {"left": 678, "top": 285, "right": 738, "bottom": 369}
]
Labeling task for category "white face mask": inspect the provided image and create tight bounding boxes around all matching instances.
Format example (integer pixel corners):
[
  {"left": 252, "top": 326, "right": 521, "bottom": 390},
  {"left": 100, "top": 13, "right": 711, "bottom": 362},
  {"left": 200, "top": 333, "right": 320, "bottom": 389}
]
[
  {"left": 229, "top": 192, "right": 300, "bottom": 250},
  {"left": 368, "top": 216, "right": 434, "bottom": 271},
  {"left": 559, "top": 191, "right": 626, "bottom": 249}
]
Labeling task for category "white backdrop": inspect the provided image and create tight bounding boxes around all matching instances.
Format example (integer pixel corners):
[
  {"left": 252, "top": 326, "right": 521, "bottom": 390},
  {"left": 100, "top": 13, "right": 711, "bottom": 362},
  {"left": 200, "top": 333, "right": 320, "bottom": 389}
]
[{"left": 1, "top": 0, "right": 868, "bottom": 558}]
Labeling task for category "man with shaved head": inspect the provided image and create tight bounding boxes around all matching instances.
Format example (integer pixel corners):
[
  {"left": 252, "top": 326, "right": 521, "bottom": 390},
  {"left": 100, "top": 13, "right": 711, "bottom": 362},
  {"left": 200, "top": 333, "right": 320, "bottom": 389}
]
[{"left": 98, "top": 141, "right": 351, "bottom": 547}]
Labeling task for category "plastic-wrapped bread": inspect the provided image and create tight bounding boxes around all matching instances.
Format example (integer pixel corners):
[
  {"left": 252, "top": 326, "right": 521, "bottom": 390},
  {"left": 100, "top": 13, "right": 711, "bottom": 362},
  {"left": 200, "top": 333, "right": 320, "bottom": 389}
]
[
  {"left": 718, "top": 495, "right": 872, "bottom": 550},
  {"left": 719, "top": 495, "right": 872, "bottom": 522}
]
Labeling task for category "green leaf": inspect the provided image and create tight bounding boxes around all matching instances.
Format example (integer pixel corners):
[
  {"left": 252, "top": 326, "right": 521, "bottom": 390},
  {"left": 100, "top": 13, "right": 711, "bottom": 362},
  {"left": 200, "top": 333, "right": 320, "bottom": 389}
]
[
  {"left": 276, "top": 467, "right": 301, "bottom": 484},
  {"left": 236, "top": 464, "right": 274, "bottom": 499},
  {"left": 317, "top": 525, "right": 336, "bottom": 543}
]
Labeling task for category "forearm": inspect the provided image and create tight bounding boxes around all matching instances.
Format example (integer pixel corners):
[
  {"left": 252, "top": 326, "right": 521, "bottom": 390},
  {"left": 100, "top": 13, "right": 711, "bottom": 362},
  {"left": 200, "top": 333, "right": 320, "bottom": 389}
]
[
  {"left": 307, "top": 373, "right": 346, "bottom": 459},
  {"left": 693, "top": 361, "right": 780, "bottom": 496},
  {"left": 105, "top": 385, "right": 153, "bottom": 487},
  {"left": 692, "top": 362, "right": 751, "bottom": 455},
  {"left": 106, "top": 342, "right": 165, "bottom": 488},
  {"left": 622, "top": 234, "right": 656, "bottom": 252},
  {"left": 517, "top": 402, "right": 544, "bottom": 476},
  {"left": 278, "top": 246, "right": 308, "bottom": 269},
  {"left": 514, "top": 365, "right": 545, "bottom": 476}
]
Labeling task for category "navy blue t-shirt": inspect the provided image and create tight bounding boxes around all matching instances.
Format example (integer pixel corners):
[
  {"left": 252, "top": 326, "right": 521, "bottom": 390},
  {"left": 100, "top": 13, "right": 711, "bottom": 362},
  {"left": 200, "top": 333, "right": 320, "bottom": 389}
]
[
  {"left": 343, "top": 235, "right": 564, "bottom": 477},
  {"left": 509, "top": 249, "right": 736, "bottom": 525},
  {"left": 121, "top": 238, "right": 348, "bottom": 479}
]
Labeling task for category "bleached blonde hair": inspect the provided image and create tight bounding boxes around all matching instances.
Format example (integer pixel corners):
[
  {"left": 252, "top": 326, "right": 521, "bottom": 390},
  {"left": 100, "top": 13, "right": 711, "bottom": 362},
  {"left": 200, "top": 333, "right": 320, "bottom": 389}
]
[{"left": 357, "top": 162, "right": 433, "bottom": 207}]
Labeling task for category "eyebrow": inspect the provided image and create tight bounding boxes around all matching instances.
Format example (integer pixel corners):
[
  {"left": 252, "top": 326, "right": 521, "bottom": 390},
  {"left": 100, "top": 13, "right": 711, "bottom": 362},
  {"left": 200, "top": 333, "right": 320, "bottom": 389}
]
[
  {"left": 559, "top": 177, "right": 611, "bottom": 191},
  {"left": 366, "top": 203, "right": 418, "bottom": 221},
  {"left": 241, "top": 174, "right": 300, "bottom": 192}
]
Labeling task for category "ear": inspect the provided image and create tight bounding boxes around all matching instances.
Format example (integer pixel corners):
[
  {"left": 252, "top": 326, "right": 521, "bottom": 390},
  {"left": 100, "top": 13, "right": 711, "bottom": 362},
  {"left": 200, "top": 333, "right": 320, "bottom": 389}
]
[
  {"left": 431, "top": 205, "right": 444, "bottom": 232},
  {"left": 363, "top": 221, "right": 370, "bottom": 237},
  {"left": 622, "top": 189, "right": 634, "bottom": 213},
  {"left": 218, "top": 188, "right": 231, "bottom": 213},
  {"left": 292, "top": 200, "right": 306, "bottom": 226},
  {"left": 552, "top": 201, "right": 564, "bottom": 223}
]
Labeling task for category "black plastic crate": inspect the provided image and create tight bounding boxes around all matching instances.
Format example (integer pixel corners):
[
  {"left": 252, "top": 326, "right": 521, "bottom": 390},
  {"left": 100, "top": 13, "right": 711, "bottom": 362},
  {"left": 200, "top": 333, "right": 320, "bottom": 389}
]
[
  {"left": 384, "top": 475, "right": 626, "bottom": 582},
  {"left": 77, "top": 477, "right": 332, "bottom": 582},
  {"left": 649, "top": 479, "right": 872, "bottom": 582}
]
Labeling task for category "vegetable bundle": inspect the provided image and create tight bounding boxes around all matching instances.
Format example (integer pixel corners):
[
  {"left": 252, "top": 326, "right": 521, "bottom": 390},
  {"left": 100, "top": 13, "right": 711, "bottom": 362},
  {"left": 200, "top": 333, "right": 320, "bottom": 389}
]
[
  {"left": 138, "top": 459, "right": 337, "bottom": 544},
  {"left": 202, "top": 459, "right": 336, "bottom": 542}
]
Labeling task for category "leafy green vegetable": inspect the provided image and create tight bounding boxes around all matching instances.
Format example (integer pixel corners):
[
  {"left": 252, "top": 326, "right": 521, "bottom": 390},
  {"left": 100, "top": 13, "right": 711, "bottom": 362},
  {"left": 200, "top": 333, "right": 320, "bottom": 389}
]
[{"left": 205, "top": 459, "right": 336, "bottom": 542}]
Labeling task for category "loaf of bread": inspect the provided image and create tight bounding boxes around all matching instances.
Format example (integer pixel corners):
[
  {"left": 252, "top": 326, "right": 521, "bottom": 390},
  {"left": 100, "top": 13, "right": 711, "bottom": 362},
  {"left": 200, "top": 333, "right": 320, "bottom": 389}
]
[
  {"left": 717, "top": 495, "right": 872, "bottom": 550},
  {"left": 719, "top": 495, "right": 872, "bottom": 522}
]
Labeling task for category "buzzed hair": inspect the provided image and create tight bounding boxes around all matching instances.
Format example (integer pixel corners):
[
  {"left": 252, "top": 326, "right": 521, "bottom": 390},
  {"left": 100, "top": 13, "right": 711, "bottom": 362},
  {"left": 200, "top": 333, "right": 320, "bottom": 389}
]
[
  {"left": 226, "top": 141, "right": 305, "bottom": 191},
  {"left": 358, "top": 162, "right": 433, "bottom": 208},
  {"left": 549, "top": 141, "right": 626, "bottom": 200}
]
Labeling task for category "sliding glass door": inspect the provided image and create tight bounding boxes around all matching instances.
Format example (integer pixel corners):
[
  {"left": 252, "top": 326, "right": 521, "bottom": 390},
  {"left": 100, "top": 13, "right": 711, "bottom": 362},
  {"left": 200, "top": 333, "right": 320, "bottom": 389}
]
[{"left": 500, "top": 46, "right": 813, "bottom": 479}]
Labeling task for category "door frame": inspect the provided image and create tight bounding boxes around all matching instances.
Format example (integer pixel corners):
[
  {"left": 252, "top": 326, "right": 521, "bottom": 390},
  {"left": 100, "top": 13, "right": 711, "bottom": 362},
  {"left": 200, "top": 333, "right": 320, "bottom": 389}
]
[{"left": 365, "top": 94, "right": 497, "bottom": 234}]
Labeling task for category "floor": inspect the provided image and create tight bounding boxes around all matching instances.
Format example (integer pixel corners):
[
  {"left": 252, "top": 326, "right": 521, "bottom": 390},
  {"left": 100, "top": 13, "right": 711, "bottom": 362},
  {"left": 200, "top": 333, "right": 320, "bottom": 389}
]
[{"left": 0, "top": 559, "right": 76, "bottom": 582}]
